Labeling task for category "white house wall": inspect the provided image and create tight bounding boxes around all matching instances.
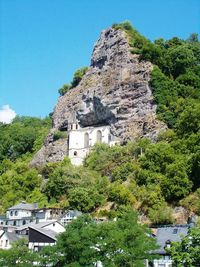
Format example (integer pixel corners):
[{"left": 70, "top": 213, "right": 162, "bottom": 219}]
[
  {"left": 0, "top": 233, "right": 11, "bottom": 250},
  {"left": 153, "top": 259, "right": 173, "bottom": 267},
  {"left": 7, "top": 210, "right": 32, "bottom": 220}
]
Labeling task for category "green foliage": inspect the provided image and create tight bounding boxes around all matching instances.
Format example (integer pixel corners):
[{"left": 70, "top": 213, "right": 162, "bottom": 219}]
[
  {"left": 148, "top": 202, "right": 174, "bottom": 225},
  {"left": 108, "top": 182, "right": 136, "bottom": 206},
  {"left": 168, "top": 227, "right": 200, "bottom": 267},
  {"left": 0, "top": 22, "right": 200, "bottom": 225},
  {"left": 180, "top": 188, "right": 200, "bottom": 215},
  {"left": 44, "top": 210, "right": 158, "bottom": 266},
  {"left": 53, "top": 130, "right": 68, "bottom": 141},
  {"left": 43, "top": 162, "right": 108, "bottom": 211},
  {"left": 0, "top": 238, "right": 37, "bottom": 267},
  {"left": 137, "top": 142, "right": 192, "bottom": 201},
  {"left": 0, "top": 116, "right": 51, "bottom": 161},
  {"left": 71, "top": 67, "right": 89, "bottom": 88},
  {"left": 0, "top": 158, "right": 45, "bottom": 212},
  {"left": 58, "top": 84, "right": 71, "bottom": 96},
  {"left": 58, "top": 67, "right": 88, "bottom": 95}
]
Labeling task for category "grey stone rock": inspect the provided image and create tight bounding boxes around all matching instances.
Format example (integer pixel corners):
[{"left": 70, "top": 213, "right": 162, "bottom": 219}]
[{"left": 31, "top": 27, "right": 166, "bottom": 166}]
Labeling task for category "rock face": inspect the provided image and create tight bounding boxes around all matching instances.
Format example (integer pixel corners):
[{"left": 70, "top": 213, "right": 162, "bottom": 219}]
[{"left": 31, "top": 27, "right": 166, "bottom": 166}]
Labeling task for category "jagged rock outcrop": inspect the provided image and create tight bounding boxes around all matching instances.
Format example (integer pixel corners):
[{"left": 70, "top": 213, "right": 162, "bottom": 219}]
[{"left": 31, "top": 27, "right": 166, "bottom": 166}]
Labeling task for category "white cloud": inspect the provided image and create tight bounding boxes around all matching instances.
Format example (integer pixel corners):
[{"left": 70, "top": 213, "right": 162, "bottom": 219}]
[{"left": 0, "top": 105, "right": 16, "bottom": 124}]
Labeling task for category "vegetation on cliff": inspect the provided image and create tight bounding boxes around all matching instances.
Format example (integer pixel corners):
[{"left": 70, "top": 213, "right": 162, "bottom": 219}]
[
  {"left": 58, "top": 66, "right": 89, "bottom": 95},
  {"left": 0, "top": 22, "right": 199, "bottom": 226}
]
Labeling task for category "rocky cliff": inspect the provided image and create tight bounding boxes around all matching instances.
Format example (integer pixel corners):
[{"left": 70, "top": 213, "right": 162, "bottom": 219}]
[{"left": 31, "top": 27, "right": 166, "bottom": 166}]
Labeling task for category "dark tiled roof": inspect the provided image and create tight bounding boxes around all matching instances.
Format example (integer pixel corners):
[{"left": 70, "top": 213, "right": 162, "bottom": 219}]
[
  {"left": 155, "top": 226, "right": 189, "bottom": 254},
  {"left": 29, "top": 226, "right": 58, "bottom": 240},
  {"left": 8, "top": 202, "right": 38, "bottom": 210}
]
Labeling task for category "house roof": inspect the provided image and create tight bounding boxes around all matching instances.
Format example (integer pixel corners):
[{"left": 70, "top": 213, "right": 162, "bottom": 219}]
[
  {"left": 8, "top": 202, "right": 38, "bottom": 211},
  {"left": 0, "top": 231, "right": 27, "bottom": 244},
  {"left": 17, "top": 220, "right": 59, "bottom": 231},
  {"left": 154, "top": 225, "right": 189, "bottom": 254},
  {"left": 29, "top": 226, "right": 58, "bottom": 241}
]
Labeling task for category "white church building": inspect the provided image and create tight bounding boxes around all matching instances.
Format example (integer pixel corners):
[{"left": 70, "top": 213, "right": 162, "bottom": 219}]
[{"left": 68, "top": 123, "right": 119, "bottom": 165}]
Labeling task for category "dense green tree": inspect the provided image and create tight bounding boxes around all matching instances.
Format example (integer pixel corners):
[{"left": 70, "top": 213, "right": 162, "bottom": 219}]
[
  {"left": 168, "top": 227, "right": 200, "bottom": 267},
  {"left": 47, "top": 210, "right": 158, "bottom": 267},
  {"left": 0, "top": 116, "right": 51, "bottom": 161},
  {"left": 0, "top": 238, "right": 37, "bottom": 267}
]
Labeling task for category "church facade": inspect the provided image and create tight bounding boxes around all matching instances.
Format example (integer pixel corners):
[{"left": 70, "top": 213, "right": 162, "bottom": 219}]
[{"left": 68, "top": 123, "right": 118, "bottom": 165}]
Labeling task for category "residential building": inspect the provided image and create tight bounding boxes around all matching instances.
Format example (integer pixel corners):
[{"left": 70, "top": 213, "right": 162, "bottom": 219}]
[
  {"left": 60, "top": 210, "right": 82, "bottom": 225},
  {"left": 0, "top": 231, "right": 26, "bottom": 250},
  {"left": 149, "top": 225, "right": 189, "bottom": 267},
  {"left": 28, "top": 226, "right": 58, "bottom": 252},
  {"left": 0, "top": 201, "right": 64, "bottom": 230}
]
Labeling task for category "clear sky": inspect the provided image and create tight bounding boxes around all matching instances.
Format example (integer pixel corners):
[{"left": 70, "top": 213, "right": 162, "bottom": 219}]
[{"left": 0, "top": 0, "right": 200, "bottom": 120}]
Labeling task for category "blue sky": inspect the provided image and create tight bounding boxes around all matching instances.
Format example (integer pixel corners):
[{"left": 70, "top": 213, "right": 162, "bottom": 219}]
[{"left": 0, "top": 0, "right": 200, "bottom": 119}]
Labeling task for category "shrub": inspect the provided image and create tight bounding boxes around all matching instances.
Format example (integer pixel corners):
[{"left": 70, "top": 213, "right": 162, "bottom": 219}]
[{"left": 53, "top": 130, "right": 68, "bottom": 141}]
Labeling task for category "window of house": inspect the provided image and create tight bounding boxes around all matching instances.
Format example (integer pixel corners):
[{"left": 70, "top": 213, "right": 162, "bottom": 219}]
[
  {"left": 74, "top": 151, "right": 77, "bottom": 156},
  {"left": 96, "top": 130, "right": 102, "bottom": 143},
  {"left": 53, "top": 223, "right": 55, "bottom": 227},
  {"left": 173, "top": 228, "right": 178, "bottom": 234},
  {"left": 14, "top": 210, "right": 18, "bottom": 216},
  {"left": 84, "top": 133, "right": 89, "bottom": 147},
  {"left": 23, "top": 220, "right": 26, "bottom": 225},
  {"left": 10, "top": 211, "right": 13, "bottom": 216},
  {"left": 5, "top": 240, "right": 8, "bottom": 247},
  {"left": 34, "top": 246, "right": 39, "bottom": 252},
  {"left": 13, "top": 220, "right": 16, "bottom": 226}
]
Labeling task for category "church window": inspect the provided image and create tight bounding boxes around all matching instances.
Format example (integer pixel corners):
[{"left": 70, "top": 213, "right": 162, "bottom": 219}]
[
  {"left": 84, "top": 133, "right": 89, "bottom": 147},
  {"left": 97, "top": 130, "right": 102, "bottom": 143}
]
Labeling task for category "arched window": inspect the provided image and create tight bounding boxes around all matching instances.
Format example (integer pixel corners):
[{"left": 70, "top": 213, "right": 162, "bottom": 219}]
[
  {"left": 23, "top": 220, "right": 26, "bottom": 225},
  {"left": 14, "top": 210, "right": 18, "bottom": 216},
  {"left": 97, "top": 130, "right": 102, "bottom": 143},
  {"left": 13, "top": 221, "right": 16, "bottom": 226},
  {"left": 74, "top": 151, "right": 77, "bottom": 156},
  {"left": 10, "top": 211, "right": 13, "bottom": 216},
  {"left": 84, "top": 133, "right": 89, "bottom": 147}
]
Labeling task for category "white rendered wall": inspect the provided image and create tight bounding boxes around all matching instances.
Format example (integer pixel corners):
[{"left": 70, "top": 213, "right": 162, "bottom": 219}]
[
  {"left": 153, "top": 259, "right": 173, "bottom": 267},
  {"left": 0, "top": 233, "right": 12, "bottom": 249},
  {"left": 7, "top": 210, "right": 32, "bottom": 220},
  {"left": 68, "top": 125, "right": 113, "bottom": 165}
]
